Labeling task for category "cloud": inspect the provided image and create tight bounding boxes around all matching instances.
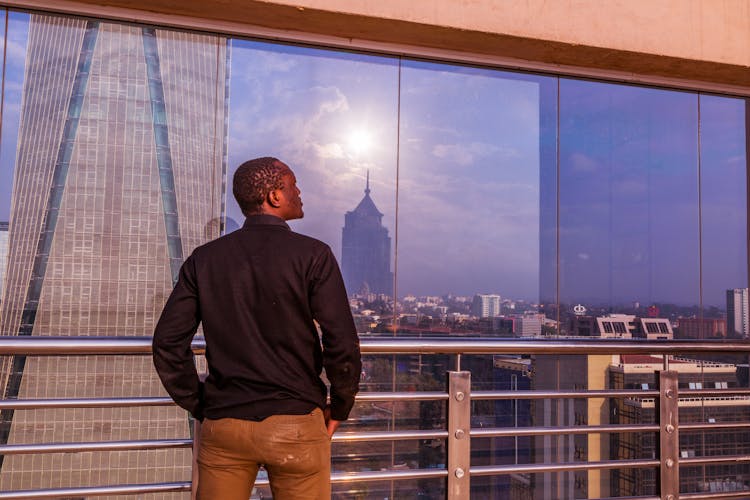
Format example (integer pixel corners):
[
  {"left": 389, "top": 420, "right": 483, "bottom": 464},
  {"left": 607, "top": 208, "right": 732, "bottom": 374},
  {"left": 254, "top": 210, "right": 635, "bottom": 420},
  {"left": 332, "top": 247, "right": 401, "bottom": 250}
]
[
  {"left": 568, "top": 152, "right": 600, "bottom": 174},
  {"left": 431, "top": 141, "right": 518, "bottom": 167},
  {"left": 313, "top": 142, "right": 344, "bottom": 159}
]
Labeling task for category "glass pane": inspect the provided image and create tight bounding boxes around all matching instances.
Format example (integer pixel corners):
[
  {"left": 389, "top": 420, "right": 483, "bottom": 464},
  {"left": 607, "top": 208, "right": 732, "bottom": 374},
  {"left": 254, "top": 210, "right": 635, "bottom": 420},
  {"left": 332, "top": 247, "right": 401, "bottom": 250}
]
[
  {"left": 0, "top": 11, "right": 226, "bottom": 488},
  {"left": 559, "top": 79, "right": 700, "bottom": 332},
  {"left": 0, "top": 10, "right": 22, "bottom": 310},
  {"left": 699, "top": 95, "right": 748, "bottom": 339},
  {"left": 226, "top": 41, "right": 399, "bottom": 332},
  {"left": 397, "top": 60, "right": 556, "bottom": 337}
]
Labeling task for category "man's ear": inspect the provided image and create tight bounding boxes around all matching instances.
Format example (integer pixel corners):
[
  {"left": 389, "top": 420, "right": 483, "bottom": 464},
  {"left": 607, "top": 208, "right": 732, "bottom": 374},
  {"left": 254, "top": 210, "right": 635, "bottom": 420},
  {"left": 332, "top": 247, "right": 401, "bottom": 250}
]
[{"left": 267, "top": 188, "right": 282, "bottom": 208}]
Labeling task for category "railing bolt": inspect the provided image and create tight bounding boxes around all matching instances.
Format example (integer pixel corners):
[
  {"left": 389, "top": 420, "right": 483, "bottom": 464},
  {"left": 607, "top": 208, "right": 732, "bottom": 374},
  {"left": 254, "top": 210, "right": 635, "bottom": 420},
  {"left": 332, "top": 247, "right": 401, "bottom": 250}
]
[
  {"left": 665, "top": 458, "right": 674, "bottom": 468},
  {"left": 454, "top": 467, "right": 465, "bottom": 479},
  {"left": 666, "top": 495, "right": 675, "bottom": 500},
  {"left": 455, "top": 391, "right": 465, "bottom": 401},
  {"left": 665, "top": 424, "right": 675, "bottom": 433},
  {"left": 454, "top": 429, "right": 465, "bottom": 440},
  {"left": 665, "top": 388, "right": 675, "bottom": 398}
]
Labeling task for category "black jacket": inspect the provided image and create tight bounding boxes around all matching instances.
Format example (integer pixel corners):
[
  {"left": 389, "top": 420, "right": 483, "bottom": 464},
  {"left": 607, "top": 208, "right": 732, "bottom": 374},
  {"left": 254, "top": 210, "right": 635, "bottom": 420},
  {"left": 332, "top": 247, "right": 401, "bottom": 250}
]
[{"left": 153, "top": 214, "right": 361, "bottom": 421}]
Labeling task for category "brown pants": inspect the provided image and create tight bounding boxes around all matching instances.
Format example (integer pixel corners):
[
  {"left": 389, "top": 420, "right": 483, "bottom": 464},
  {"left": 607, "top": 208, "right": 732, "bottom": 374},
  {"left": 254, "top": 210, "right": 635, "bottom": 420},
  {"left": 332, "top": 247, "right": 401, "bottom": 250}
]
[{"left": 196, "top": 408, "right": 331, "bottom": 500}]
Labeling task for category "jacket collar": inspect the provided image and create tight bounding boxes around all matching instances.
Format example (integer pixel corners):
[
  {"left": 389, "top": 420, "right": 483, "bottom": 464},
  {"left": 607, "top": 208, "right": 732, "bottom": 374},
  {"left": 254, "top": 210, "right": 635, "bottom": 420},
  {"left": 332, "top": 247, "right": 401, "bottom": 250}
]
[{"left": 242, "top": 214, "right": 291, "bottom": 230}]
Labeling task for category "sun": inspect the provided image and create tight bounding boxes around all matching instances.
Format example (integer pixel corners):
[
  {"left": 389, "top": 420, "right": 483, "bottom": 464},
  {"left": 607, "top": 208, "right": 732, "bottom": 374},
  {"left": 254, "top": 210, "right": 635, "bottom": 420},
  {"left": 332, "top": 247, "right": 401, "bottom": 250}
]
[{"left": 347, "top": 129, "right": 372, "bottom": 156}]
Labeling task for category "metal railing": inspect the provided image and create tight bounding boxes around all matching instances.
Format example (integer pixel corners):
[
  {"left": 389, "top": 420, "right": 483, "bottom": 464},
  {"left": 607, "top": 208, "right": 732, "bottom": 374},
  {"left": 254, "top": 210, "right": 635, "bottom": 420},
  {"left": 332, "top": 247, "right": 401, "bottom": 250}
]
[{"left": 0, "top": 337, "right": 746, "bottom": 499}]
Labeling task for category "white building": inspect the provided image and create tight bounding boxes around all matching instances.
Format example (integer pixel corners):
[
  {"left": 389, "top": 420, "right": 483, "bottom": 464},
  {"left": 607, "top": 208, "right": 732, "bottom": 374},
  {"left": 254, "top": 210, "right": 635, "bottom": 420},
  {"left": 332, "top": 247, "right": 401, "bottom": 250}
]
[
  {"left": 471, "top": 293, "right": 501, "bottom": 318},
  {"left": 727, "top": 288, "right": 749, "bottom": 338}
]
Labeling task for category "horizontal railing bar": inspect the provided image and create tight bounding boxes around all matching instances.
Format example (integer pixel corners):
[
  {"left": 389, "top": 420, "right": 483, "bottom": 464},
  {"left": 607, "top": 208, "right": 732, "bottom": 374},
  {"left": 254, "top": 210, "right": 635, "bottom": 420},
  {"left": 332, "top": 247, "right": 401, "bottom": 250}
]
[
  {"left": 681, "top": 422, "right": 750, "bottom": 431},
  {"left": 598, "top": 496, "right": 659, "bottom": 500},
  {"left": 0, "top": 439, "right": 191, "bottom": 455},
  {"left": 4, "top": 392, "right": 749, "bottom": 411},
  {"left": 471, "top": 458, "right": 659, "bottom": 476},
  {"left": 679, "top": 492, "right": 750, "bottom": 499},
  {"left": 0, "top": 397, "right": 174, "bottom": 409},
  {"left": 330, "top": 468, "right": 448, "bottom": 483},
  {"left": 256, "top": 468, "right": 450, "bottom": 485},
  {"left": 682, "top": 389, "right": 750, "bottom": 397},
  {"left": 679, "top": 454, "right": 750, "bottom": 466},
  {"left": 359, "top": 338, "right": 750, "bottom": 354},
  {"left": 470, "top": 423, "right": 659, "bottom": 438},
  {"left": 355, "top": 391, "right": 449, "bottom": 401},
  {"left": 473, "top": 389, "right": 660, "bottom": 399},
  {"left": 598, "top": 496, "right": 660, "bottom": 500},
  {"left": 333, "top": 429, "right": 448, "bottom": 442},
  {"left": 0, "top": 482, "right": 190, "bottom": 499},
  {"left": 0, "top": 336, "right": 748, "bottom": 355}
]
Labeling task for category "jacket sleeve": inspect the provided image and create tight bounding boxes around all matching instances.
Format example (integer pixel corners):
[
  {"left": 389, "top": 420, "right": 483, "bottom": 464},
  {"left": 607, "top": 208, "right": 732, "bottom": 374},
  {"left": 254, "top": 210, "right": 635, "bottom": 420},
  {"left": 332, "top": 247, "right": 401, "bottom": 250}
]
[
  {"left": 152, "top": 254, "right": 204, "bottom": 420},
  {"left": 309, "top": 246, "right": 362, "bottom": 421}
]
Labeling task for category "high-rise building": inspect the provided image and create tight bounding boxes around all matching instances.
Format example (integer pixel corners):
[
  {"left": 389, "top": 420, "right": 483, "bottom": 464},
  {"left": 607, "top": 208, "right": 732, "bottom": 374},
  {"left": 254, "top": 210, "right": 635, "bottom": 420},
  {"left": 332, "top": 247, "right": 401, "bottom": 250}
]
[
  {"left": 471, "top": 293, "right": 501, "bottom": 318},
  {"left": 726, "top": 288, "right": 749, "bottom": 338},
  {"left": 532, "top": 353, "right": 614, "bottom": 499},
  {"left": 341, "top": 173, "right": 393, "bottom": 296},
  {"left": 610, "top": 355, "right": 750, "bottom": 496},
  {"left": 0, "top": 221, "right": 8, "bottom": 305},
  {"left": 0, "top": 15, "right": 228, "bottom": 490}
]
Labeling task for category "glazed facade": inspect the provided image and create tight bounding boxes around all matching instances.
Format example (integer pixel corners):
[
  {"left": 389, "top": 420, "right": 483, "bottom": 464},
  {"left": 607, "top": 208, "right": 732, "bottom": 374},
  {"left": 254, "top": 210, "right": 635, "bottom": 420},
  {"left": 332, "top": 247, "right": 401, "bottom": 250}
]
[{"left": 0, "top": 4, "right": 746, "bottom": 497}]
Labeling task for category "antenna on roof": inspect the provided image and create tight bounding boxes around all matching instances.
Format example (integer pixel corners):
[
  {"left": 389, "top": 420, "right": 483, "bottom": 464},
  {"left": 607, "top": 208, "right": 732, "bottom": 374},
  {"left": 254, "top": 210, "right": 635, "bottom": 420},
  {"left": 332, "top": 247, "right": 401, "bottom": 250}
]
[{"left": 365, "top": 170, "right": 370, "bottom": 195}]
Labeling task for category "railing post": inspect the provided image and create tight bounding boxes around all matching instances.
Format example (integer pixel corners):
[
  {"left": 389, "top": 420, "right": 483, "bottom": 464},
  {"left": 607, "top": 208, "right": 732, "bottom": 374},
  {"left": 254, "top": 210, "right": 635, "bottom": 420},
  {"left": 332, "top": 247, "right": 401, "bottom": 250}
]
[
  {"left": 657, "top": 370, "right": 679, "bottom": 500},
  {"left": 447, "top": 370, "right": 471, "bottom": 500}
]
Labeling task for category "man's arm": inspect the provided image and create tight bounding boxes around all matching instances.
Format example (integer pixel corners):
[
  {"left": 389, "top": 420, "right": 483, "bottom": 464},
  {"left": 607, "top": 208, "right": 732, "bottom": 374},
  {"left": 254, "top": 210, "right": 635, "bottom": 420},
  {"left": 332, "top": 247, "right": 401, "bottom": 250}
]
[
  {"left": 152, "top": 254, "right": 204, "bottom": 420},
  {"left": 309, "top": 247, "right": 362, "bottom": 427}
]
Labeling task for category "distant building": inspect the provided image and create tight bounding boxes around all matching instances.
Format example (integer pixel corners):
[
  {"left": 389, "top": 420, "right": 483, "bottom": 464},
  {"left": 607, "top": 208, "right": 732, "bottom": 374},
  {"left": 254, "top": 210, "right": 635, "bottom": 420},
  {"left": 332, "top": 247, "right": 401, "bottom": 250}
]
[
  {"left": 532, "top": 353, "right": 614, "bottom": 498},
  {"left": 0, "top": 222, "right": 7, "bottom": 303},
  {"left": 610, "top": 355, "right": 750, "bottom": 496},
  {"left": 677, "top": 317, "right": 727, "bottom": 340},
  {"left": 341, "top": 173, "right": 393, "bottom": 296},
  {"left": 472, "top": 294, "right": 501, "bottom": 318},
  {"left": 568, "top": 314, "right": 673, "bottom": 340},
  {"left": 726, "top": 288, "right": 749, "bottom": 338},
  {"left": 634, "top": 317, "right": 673, "bottom": 340},
  {"left": 568, "top": 314, "right": 598, "bottom": 336},
  {"left": 514, "top": 314, "right": 542, "bottom": 337}
]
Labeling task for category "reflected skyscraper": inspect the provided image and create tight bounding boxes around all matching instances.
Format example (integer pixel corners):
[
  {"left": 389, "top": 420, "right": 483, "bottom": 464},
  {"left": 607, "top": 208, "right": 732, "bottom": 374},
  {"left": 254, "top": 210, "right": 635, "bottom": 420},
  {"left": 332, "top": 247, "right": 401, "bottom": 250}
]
[
  {"left": 341, "top": 173, "right": 393, "bottom": 296},
  {"left": 0, "top": 15, "right": 228, "bottom": 490}
]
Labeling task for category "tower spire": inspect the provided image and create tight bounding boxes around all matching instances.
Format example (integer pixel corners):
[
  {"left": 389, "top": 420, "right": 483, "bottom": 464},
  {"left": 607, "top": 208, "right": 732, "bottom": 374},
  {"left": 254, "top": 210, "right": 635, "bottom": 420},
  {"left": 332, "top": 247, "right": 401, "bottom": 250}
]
[{"left": 365, "top": 170, "right": 370, "bottom": 195}]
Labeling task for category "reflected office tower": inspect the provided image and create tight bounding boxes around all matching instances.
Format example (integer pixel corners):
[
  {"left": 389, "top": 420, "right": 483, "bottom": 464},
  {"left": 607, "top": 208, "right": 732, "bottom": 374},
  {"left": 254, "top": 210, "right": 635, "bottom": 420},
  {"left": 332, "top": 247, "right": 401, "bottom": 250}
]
[
  {"left": 726, "top": 288, "right": 750, "bottom": 338},
  {"left": 0, "top": 15, "right": 227, "bottom": 490},
  {"left": 341, "top": 173, "right": 393, "bottom": 296},
  {"left": 0, "top": 222, "right": 8, "bottom": 305}
]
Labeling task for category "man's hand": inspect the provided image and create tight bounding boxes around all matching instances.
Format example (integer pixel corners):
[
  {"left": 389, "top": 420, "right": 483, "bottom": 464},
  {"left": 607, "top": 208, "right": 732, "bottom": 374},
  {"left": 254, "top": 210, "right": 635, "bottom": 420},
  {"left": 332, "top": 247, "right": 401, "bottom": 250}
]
[{"left": 323, "top": 405, "right": 341, "bottom": 437}]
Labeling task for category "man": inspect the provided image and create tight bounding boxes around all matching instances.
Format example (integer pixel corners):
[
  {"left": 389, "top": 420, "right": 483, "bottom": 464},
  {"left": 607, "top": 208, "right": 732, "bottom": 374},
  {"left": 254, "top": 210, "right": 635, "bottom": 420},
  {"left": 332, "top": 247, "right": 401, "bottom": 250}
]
[{"left": 153, "top": 157, "right": 361, "bottom": 499}]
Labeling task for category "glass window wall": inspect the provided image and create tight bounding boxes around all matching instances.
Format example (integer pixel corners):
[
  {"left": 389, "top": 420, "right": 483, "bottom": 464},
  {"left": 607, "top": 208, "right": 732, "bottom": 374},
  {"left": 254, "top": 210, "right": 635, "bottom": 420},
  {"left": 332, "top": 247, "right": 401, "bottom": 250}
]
[{"left": 0, "top": 6, "right": 746, "bottom": 498}]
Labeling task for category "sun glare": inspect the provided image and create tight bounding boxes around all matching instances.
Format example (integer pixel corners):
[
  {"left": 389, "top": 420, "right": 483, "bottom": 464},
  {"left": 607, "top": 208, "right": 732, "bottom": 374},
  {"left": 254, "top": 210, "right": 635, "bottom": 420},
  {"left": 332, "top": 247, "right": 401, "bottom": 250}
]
[{"left": 347, "top": 129, "right": 372, "bottom": 156}]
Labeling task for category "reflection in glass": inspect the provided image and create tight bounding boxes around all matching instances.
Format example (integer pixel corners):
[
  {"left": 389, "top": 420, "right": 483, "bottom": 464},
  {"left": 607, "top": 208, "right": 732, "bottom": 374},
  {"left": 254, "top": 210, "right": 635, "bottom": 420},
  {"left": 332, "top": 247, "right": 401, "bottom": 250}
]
[
  {"left": 559, "top": 80, "right": 700, "bottom": 329},
  {"left": 397, "top": 61, "right": 554, "bottom": 337},
  {"left": 0, "top": 12, "right": 227, "bottom": 488},
  {"left": 226, "top": 41, "right": 399, "bottom": 333},
  {"left": 0, "top": 10, "right": 24, "bottom": 312},
  {"left": 700, "top": 95, "right": 748, "bottom": 337}
]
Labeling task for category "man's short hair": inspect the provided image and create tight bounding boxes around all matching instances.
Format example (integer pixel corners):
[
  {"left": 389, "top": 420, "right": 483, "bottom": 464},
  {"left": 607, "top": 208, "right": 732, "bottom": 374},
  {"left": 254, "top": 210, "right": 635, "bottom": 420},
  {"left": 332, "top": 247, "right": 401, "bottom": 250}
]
[{"left": 233, "top": 157, "right": 287, "bottom": 216}]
